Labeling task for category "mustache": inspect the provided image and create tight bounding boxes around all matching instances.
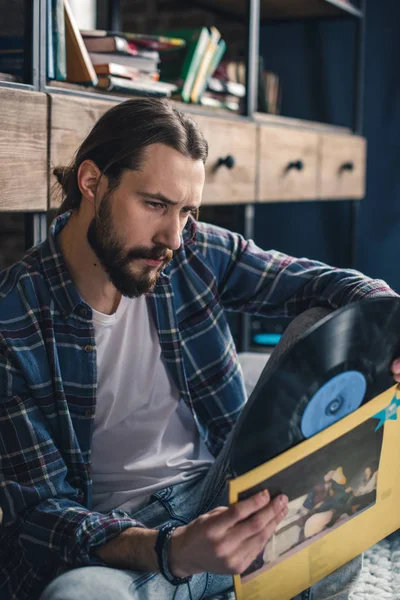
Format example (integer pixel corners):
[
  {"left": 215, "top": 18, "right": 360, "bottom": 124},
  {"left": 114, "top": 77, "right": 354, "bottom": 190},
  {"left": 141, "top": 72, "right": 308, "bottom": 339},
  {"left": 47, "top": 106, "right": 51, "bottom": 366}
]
[{"left": 125, "top": 246, "right": 172, "bottom": 262}]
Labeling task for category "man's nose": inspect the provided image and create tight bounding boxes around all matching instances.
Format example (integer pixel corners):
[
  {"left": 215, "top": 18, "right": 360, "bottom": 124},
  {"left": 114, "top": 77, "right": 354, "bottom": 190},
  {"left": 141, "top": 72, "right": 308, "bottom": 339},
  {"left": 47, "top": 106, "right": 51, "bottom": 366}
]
[{"left": 153, "top": 214, "right": 182, "bottom": 252}]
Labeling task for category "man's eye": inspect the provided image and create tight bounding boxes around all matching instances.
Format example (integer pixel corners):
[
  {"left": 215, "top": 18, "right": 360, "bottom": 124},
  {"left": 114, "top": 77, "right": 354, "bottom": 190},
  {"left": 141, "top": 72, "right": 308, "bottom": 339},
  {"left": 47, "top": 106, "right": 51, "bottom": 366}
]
[
  {"left": 182, "top": 207, "right": 198, "bottom": 216},
  {"left": 147, "top": 201, "right": 164, "bottom": 209}
]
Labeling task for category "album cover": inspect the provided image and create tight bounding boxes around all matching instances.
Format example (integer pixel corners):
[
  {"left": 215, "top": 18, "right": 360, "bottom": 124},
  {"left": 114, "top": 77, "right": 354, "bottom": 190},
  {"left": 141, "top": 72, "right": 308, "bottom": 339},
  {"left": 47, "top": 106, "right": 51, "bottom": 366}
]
[
  {"left": 229, "top": 384, "right": 400, "bottom": 600},
  {"left": 228, "top": 297, "right": 400, "bottom": 600}
]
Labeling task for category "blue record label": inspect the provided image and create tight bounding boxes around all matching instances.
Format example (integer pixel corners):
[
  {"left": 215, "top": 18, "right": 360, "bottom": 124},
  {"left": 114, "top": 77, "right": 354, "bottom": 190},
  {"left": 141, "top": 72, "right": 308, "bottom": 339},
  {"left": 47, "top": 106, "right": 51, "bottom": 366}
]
[{"left": 301, "top": 371, "right": 367, "bottom": 439}]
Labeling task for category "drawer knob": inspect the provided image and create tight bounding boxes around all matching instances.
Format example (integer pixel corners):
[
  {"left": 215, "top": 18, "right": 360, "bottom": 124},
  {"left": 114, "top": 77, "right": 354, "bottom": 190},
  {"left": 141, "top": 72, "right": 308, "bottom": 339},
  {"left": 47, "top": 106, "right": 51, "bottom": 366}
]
[
  {"left": 287, "top": 160, "right": 304, "bottom": 171},
  {"left": 216, "top": 155, "right": 236, "bottom": 170},
  {"left": 340, "top": 161, "right": 355, "bottom": 171}
]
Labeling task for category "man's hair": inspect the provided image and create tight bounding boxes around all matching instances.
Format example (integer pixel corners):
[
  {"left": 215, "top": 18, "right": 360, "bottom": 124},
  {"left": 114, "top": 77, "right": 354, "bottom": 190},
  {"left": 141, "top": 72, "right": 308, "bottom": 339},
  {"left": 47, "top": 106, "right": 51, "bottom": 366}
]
[{"left": 53, "top": 98, "right": 209, "bottom": 214}]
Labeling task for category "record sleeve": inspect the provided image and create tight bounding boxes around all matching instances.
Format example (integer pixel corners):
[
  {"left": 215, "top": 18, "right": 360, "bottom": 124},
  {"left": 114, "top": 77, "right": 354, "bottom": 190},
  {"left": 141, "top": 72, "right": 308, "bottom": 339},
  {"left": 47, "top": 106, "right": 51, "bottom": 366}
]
[{"left": 228, "top": 297, "right": 400, "bottom": 600}]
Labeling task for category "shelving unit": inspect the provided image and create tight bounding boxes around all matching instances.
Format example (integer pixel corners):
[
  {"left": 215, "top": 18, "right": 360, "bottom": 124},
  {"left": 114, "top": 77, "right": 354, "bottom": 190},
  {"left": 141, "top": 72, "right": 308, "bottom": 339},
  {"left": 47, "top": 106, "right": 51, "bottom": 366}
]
[{"left": 0, "top": 0, "right": 367, "bottom": 349}]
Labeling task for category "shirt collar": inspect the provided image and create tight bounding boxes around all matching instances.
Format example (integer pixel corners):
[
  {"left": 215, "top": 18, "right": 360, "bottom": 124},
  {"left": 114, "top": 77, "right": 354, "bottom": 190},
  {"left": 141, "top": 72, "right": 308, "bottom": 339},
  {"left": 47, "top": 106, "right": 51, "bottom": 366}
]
[
  {"left": 39, "top": 211, "right": 198, "bottom": 316},
  {"left": 40, "top": 211, "right": 86, "bottom": 318}
]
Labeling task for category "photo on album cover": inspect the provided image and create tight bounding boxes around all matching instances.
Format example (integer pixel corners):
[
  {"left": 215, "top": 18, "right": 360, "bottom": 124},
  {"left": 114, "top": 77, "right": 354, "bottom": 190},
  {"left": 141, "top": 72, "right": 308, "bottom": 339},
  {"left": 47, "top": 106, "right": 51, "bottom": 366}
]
[{"left": 239, "top": 417, "right": 383, "bottom": 583}]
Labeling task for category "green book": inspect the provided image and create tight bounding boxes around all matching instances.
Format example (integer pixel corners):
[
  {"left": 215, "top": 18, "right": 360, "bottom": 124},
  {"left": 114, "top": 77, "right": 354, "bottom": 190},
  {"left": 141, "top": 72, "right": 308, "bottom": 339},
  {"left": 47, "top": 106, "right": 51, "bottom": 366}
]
[
  {"left": 159, "top": 28, "right": 210, "bottom": 103},
  {"left": 197, "top": 38, "right": 227, "bottom": 102}
]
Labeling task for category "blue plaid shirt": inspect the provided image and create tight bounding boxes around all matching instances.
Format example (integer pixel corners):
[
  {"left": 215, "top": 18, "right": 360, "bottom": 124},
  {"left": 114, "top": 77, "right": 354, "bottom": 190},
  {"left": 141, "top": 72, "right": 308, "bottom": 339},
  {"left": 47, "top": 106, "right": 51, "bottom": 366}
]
[{"left": 0, "top": 212, "right": 396, "bottom": 599}]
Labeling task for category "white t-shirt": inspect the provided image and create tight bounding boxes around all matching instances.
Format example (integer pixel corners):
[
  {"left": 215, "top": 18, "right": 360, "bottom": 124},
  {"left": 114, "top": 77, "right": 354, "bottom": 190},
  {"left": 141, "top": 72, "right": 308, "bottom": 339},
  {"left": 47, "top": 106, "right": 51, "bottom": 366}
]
[{"left": 91, "top": 294, "right": 214, "bottom": 513}]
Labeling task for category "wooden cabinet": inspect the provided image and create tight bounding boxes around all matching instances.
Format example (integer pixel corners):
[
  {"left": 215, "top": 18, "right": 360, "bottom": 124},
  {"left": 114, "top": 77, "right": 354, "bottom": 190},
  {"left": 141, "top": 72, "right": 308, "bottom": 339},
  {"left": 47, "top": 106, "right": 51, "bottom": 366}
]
[
  {"left": 49, "top": 98, "right": 258, "bottom": 207},
  {"left": 1, "top": 92, "right": 364, "bottom": 211},
  {"left": 50, "top": 94, "right": 116, "bottom": 208},
  {"left": 257, "top": 125, "right": 319, "bottom": 202},
  {"left": 193, "top": 115, "right": 257, "bottom": 204},
  {"left": 256, "top": 123, "right": 366, "bottom": 203},
  {"left": 318, "top": 133, "right": 366, "bottom": 199},
  {"left": 0, "top": 88, "right": 48, "bottom": 211}
]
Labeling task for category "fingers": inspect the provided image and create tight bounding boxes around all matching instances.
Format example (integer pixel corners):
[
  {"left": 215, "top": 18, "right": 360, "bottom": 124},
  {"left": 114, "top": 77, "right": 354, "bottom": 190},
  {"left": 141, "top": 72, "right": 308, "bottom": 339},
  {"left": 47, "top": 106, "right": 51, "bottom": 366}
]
[
  {"left": 225, "top": 494, "right": 288, "bottom": 554},
  {"left": 211, "top": 489, "right": 276, "bottom": 533},
  {"left": 211, "top": 501, "right": 288, "bottom": 575},
  {"left": 391, "top": 358, "right": 400, "bottom": 382}
]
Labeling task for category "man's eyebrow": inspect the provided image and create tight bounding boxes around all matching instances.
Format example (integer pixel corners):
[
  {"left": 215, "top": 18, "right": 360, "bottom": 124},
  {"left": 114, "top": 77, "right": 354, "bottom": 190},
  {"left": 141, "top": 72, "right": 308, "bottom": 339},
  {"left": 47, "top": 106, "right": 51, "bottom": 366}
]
[{"left": 138, "top": 192, "right": 201, "bottom": 209}]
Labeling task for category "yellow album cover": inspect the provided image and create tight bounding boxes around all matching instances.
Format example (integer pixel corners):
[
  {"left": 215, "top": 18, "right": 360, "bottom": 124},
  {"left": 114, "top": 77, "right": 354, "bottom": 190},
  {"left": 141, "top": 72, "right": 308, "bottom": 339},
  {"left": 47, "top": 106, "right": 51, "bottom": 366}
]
[{"left": 229, "top": 384, "right": 400, "bottom": 600}]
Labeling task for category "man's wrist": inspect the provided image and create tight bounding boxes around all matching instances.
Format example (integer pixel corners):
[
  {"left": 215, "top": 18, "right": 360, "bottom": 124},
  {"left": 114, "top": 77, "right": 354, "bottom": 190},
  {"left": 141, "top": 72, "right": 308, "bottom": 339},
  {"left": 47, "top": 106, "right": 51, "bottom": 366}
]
[
  {"left": 169, "top": 525, "right": 193, "bottom": 579},
  {"left": 95, "top": 527, "right": 159, "bottom": 572}
]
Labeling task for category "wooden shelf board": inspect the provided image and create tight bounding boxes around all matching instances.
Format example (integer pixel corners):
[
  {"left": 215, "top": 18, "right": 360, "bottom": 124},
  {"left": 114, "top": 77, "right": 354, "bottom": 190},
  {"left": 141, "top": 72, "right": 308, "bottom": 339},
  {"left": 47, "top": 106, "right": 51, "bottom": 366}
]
[
  {"left": 47, "top": 81, "right": 248, "bottom": 121},
  {"left": 47, "top": 82, "right": 353, "bottom": 133},
  {"left": 254, "top": 112, "right": 352, "bottom": 134}
]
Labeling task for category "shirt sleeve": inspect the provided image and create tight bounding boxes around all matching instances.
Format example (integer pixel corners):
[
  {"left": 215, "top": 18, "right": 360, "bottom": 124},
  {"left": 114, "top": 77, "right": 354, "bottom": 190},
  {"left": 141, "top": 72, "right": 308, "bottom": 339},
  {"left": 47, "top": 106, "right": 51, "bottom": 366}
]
[
  {"left": 0, "top": 390, "right": 144, "bottom": 569},
  {"left": 198, "top": 225, "right": 397, "bottom": 315}
]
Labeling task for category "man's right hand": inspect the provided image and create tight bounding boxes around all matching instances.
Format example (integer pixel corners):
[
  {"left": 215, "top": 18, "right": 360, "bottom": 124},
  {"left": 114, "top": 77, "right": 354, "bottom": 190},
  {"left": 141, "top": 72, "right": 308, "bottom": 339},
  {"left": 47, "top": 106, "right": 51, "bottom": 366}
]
[{"left": 169, "top": 489, "right": 288, "bottom": 578}]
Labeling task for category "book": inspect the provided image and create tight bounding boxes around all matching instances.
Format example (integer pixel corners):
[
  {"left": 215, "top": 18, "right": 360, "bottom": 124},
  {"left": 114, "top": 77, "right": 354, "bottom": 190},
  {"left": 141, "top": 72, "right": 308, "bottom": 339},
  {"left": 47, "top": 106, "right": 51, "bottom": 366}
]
[
  {"left": 158, "top": 27, "right": 210, "bottom": 103},
  {"left": 47, "top": 0, "right": 55, "bottom": 79},
  {"left": 64, "top": 0, "right": 97, "bottom": 85},
  {"left": 89, "top": 52, "right": 159, "bottom": 73},
  {"left": 52, "top": 0, "right": 66, "bottom": 80},
  {"left": 196, "top": 38, "right": 227, "bottom": 101},
  {"left": 96, "top": 75, "right": 177, "bottom": 97},
  {"left": 0, "top": 71, "right": 20, "bottom": 82},
  {"left": 82, "top": 35, "right": 131, "bottom": 54},
  {"left": 207, "top": 76, "right": 245, "bottom": 98},
  {"left": 200, "top": 91, "right": 240, "bottom": 112},
  {"left": 93, "top": 62, "right": 159, "bottom": 81},
  {"left": 190, "top": 26, "right": 221, "bottom": 103},
  {"left": 80, "top": 30, "right": 187, "bottom": 51}
]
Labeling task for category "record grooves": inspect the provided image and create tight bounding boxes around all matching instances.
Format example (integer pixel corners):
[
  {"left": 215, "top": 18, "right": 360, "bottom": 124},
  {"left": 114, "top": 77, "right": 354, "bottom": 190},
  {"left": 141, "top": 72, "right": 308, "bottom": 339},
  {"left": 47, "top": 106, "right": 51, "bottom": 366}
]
[{"left": 231, "top": 297, "right": 400, "bottom": 477}]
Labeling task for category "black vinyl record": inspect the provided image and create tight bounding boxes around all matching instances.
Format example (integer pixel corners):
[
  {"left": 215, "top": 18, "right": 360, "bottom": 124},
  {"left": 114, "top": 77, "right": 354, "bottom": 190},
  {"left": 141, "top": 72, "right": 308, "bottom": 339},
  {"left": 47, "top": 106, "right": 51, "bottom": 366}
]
[{"left": 231, "top": 297, "right": 400, "bottom": 478}]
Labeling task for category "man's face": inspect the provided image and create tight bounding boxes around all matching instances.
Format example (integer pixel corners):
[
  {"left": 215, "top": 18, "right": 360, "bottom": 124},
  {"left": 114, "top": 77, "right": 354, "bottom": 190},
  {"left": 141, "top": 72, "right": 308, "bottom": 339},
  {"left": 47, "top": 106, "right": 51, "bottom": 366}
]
[{"left": 87, "top": 143, "right": 205, "bottom": 297}]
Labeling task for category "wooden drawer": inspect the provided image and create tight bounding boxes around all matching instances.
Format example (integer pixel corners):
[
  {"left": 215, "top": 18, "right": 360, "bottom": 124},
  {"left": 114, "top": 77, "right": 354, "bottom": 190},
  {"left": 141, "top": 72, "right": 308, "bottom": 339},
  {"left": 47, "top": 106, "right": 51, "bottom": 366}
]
[
  {"left": 191, "top": 115, "right": 257, "bottom": 204},
  {"left": 50, "top": 94, "right": 117, "bottom": 208},
  {"left": 0, "top": 88, "right": 47, "bottom": 211},
  {"left": 318, "top": 133, "right": 366, "bottom": 199},
  {"left": 257, "top": 125, "right": 319, "bottom": 202}
]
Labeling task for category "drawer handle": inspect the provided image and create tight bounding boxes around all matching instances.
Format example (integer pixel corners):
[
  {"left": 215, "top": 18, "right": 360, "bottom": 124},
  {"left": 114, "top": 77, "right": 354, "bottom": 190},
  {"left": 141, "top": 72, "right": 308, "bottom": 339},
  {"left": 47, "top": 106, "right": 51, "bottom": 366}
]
[
  {"left": 215, "top": 155, "right": 236, "bottom": 170},
  {"left": 286, "top": 160, "right": 304, "bottom": 171},
  {"left": 340, "top": 161, "right": 355, "bottom": 172}
]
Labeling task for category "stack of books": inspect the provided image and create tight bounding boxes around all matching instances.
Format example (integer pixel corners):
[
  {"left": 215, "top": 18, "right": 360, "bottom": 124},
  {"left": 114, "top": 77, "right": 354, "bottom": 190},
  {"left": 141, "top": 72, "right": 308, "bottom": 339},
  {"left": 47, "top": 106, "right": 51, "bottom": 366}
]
[
  {"left": 200, "top": 61, "right": 246, "bottom": 112},
  {"left": 81, "top": 29, "right": 181, "bottom": 97},
  {"left": 47, "top": 0, "right": 181, "bottom": 98}
]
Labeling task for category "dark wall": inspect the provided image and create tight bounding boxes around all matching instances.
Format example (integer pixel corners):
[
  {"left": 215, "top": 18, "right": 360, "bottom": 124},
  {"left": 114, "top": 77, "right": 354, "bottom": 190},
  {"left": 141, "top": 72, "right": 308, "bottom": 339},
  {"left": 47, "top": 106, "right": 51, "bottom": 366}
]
[{"left": 257, "top": 1, "right": 400, "bottom": 291}]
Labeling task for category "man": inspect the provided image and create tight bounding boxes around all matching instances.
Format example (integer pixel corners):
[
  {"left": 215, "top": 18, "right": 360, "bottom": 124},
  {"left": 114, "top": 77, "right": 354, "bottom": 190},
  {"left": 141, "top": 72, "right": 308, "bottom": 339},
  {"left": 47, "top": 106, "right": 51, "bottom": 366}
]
[{"left": 0, "top": 98, "right": 399, "bottom": 600}]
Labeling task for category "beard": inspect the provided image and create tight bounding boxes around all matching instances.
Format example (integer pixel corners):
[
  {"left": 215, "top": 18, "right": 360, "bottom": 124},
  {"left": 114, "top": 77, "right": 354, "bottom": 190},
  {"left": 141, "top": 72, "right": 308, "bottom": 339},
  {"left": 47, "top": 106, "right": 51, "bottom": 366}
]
[{"left": 87, "top": 190, "right": 173, "bottom": 297}]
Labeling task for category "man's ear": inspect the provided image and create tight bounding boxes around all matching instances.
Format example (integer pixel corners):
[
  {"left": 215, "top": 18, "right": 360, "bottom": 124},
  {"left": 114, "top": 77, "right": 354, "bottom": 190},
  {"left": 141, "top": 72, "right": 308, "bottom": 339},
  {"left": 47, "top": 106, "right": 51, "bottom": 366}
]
[{"left": 77, "top": 160, "right": 103, "bottom": 207}]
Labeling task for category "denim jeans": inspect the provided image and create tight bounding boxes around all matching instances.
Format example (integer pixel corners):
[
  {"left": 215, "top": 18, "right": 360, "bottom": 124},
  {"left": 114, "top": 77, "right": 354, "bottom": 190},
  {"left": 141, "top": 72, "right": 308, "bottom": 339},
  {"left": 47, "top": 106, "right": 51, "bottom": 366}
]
[
  {"left": 39, "top": 474, "right": 361, "bottom": 600},
  {"left": 40, "top": 308, "right": 362, "bottom": 600}
]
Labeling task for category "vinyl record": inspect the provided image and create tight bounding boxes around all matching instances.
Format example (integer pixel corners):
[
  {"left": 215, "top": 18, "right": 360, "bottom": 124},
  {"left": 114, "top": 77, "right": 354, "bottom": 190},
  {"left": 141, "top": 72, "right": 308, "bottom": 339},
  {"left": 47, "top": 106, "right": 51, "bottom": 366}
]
[{"left": 231, "top": 297, "right": 400, "bottom": 477}]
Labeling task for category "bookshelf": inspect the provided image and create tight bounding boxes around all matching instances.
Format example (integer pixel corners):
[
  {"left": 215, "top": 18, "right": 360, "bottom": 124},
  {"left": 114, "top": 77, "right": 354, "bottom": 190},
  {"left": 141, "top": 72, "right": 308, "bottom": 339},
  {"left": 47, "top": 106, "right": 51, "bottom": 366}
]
[{"left": 0, "top": 0, "right": 367, "bottom": 348}]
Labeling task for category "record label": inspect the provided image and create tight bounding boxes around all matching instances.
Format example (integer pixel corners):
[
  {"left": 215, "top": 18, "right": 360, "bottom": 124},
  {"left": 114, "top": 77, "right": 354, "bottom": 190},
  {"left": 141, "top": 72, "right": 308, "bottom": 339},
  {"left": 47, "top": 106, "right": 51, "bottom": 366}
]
[{"left": 300, "top": 371, "right": 367, "bottom": 438}]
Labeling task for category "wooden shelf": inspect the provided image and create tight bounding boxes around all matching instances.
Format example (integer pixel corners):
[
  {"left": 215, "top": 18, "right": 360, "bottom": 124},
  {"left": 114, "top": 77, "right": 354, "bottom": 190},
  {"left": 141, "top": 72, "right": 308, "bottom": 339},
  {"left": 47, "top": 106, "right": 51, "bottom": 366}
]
[
  {"left": 0, "top": 88, "right": 48, "bottom": 212},
  {"left": 196, "top": 0, "right": 362, "bottom": 21},
  {"left": 254, "top": 112, "right": 351, "bottom": 134}
]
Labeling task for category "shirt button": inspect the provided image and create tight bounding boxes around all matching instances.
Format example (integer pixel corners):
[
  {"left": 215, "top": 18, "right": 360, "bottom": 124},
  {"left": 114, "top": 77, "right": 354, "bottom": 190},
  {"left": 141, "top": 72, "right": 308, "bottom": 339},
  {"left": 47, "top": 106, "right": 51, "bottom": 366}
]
[
  {"left": 82, "top": 344, "right": 94, "bottom": 353},
  {"left": 85, "top": 409, "right": 94, "bottom": 418},
  {"left": 80, "top": 307, "right": 89, "bottom": 316}
]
